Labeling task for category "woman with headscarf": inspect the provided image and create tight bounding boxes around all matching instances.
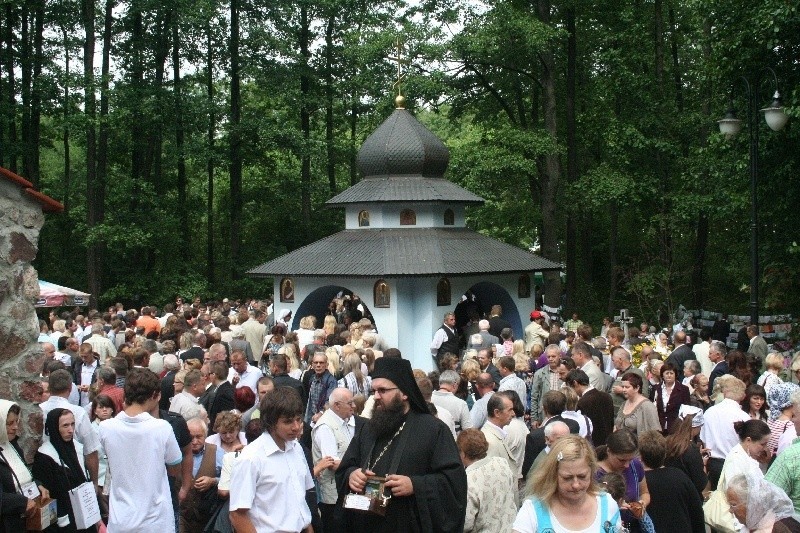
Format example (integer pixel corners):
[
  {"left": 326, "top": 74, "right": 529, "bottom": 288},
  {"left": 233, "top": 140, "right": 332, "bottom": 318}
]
[
  {"left": 726, "top": 473, "right": 800, "bottom": 532},
  {"left": 766, "top": 382, "right": 799, "bottom": 458},
  {"left": 0, "top": 400, "right": 49, "bottom": 532},
  {"left": 32, "top": 408, "right": 102, "bottom": 532}
]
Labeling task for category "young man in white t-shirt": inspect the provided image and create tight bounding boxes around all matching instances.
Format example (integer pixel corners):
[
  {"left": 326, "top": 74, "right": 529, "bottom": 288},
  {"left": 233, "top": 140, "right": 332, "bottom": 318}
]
[
  {"left": 100, "top": 368, "right": 183, "bottom": 533},
  {"left": 229, "top": 386, "right": 314, "bottom": 532}
]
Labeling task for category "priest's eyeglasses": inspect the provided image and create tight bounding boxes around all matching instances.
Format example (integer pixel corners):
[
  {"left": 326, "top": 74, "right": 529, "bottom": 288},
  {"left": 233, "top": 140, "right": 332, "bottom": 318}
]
[{"left": 373, "top": 387, "right": 399, "bottom": 396}]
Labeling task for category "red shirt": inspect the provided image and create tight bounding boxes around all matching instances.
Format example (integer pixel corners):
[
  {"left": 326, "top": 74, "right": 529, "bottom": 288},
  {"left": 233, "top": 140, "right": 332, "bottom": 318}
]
[{"left": 99, "top": 384, "right": 125, "bottom": 413}]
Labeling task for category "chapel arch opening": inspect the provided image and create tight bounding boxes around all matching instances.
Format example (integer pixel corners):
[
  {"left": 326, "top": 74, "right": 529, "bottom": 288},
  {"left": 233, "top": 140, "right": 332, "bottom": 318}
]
[
  {"left": 291, "top": 285, "right": 376, "bottom": 332},
  {"left": 465, "top": 281, "right": 523, "bottom": 339}
]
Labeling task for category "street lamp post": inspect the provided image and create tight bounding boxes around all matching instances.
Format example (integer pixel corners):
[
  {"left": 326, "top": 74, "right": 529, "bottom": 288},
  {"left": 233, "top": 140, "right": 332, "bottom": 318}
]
[{"left": 717, "top": 68, "right": 789, "bottom": 328}]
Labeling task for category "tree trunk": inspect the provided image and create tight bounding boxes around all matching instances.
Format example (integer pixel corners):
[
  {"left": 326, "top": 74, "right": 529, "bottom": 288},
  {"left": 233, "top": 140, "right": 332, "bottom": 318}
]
[
  {"left": 173, "top": 11, "right": 188, "bottom": 259},
  {"left": 146, "top": 13, "right": 170, "bottom": 189},
  {"left": 61, "top": 25, "right": 71, "bottom": 265},
  {"left": 5, "top": 5, "right": 17, "bottom": 172},
  {"left": 564, "top": 6, "right": 577, "bottom": 311},
  {"left": 325, "top": 14, "right": 335, "bottom": 194},
  {"left": 83, "top": 0, "right": 100, "bottom": 306},
  {"left": 20, "top": 3, "right": 30, "bottom": 180},
  {"left": 608, "top": 203, "right": 618, "bottom": 315},
  {"left": 536, "top": 0, "right": 563, "bottom": 309},
  {"left": 205, "top": 22, "right": 215, "bottom": 286},
  {"left": 97, "top": 0, "right": 112, "bottom": 229},
  {"left": 350, "top": 95, "right": 358, "bottom": 186},
  {"left": 229, "top": 0, "right": 242, "bottom": 279},
  {"left": 28, "top": 0, "right": 43, "bottom": 184},
  {"left": 130, "top": 6, "right": 144, "bottom": 188},
  {"left": 299, "top": 2, "right": 312, "bottom": 240}
]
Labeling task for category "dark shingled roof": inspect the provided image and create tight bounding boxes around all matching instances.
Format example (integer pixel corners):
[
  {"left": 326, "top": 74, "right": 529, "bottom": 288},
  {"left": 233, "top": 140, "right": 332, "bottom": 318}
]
[
  {"left": 247, "top": 228, "right": 562, "bottom": 277},
  {"left": 358, "top": 108, "right": 449, "bottom": 178},
  {"left": 326, "top": 176, "right": 483, "bottom": 206},
  {"left": 325, "top": 108, "right": 483, "bottom": 206}
]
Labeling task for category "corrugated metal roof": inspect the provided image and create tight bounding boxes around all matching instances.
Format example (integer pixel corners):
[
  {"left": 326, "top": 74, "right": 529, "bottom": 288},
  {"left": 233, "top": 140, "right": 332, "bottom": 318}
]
[
  {"left": 326, "top": 176, "right": 484, "bottom": 206},
  {"left": 247, "top": 228, "right": 562, "bottom": 277}
]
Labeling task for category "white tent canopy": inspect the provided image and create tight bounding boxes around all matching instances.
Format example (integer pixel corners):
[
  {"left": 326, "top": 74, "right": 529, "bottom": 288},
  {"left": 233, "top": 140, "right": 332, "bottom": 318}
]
[{"left": 36, "top": 280, "right": 91, "bottom": 307}]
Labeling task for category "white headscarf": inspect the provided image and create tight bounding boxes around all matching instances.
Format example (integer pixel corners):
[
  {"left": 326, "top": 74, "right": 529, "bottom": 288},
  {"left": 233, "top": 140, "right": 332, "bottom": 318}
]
[
  {"left": 0, "top": 400, "right": 34, "bottom": 488},
  {"left": 727, "top": 472, "right": 798, "bottom": 532}
]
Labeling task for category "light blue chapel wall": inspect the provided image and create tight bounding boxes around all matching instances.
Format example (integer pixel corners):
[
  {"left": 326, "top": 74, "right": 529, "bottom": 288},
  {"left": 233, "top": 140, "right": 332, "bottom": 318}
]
[{"left": 344, "top": 204, "right": 465, "bottom": 229}]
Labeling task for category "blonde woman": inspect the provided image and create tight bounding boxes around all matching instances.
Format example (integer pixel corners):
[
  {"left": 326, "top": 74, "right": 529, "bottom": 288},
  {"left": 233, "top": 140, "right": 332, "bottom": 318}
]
[
  {"left": 295, "top": 315, "right": 317, "bottom": 348},
  {"left": 757, "top": 353, "right": 785, "bottom": 400},
  {"left": 510, "top": 340, "right": 529, "bottom": 372},
  {"left": 338, "top": 352, "right": 371, "bottom": 396},
  {"left": 279, "top": 344, "right": 302, "bottom": 380},
  {"left": 325, "top": 346, "right": 341, "bottom": 378},
  {"left": 349, "top": 323, "right": 364, "bottom": 349},
  {"left": 323, "top": 315, "right": 337, "bottom": 337},
  {"left": 514, "top": 436, "right": 620, "bottom": 532}
]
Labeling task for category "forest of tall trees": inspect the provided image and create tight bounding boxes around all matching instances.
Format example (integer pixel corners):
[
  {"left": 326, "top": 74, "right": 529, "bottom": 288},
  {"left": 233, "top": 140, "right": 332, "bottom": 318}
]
[{"left": 4, "top": 0, "right": 799, "bottom": 322}]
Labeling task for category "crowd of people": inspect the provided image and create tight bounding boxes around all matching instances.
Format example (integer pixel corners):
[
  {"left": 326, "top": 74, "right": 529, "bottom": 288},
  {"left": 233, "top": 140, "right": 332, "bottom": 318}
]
[{"left": 1, "top": 297, "right": 798, "bottom": 532}]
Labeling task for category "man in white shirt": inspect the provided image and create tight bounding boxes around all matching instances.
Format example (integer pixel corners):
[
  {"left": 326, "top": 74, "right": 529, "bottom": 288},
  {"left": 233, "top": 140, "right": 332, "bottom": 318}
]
[
  {"left": 100, "top": 368, "right": 183, "bottom": 532},
  {"left": 431, "top": 370, "right": 473, "bottom": 434},
  {"left": 497, "top": 356, "right": 527, "bottom": 407},
  {"left": 692, "top": 329, "right": 713, "bottom": 377},
  {"left": 227, "top": 350, "right": 264, "bottom": 394},
  {"left": 170, "top": 369, "right": 204, "bottom": 419},
  {"left": 230, "top": 387, "right": 314, "bottom": 533},
  {"left": 312, "top": 388, "right": 356, "bottom": 533},
  {"left": 40, "top": 369, "right": 100, "bottom": 485},
  {"left": 700, "top": 375, "right": 749, "bottom": 490}
]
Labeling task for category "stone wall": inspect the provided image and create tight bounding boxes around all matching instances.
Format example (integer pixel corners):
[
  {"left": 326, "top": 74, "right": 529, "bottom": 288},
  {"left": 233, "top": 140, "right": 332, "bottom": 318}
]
[{"left": 0, "top": 179, "right": 48, "bottom": 460}]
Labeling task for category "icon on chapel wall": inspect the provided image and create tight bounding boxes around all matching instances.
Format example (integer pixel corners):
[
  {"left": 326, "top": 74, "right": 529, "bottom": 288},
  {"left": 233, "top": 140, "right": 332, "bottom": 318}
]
[
  {"left": 400, "top": 209, "right": 416, "bottom": 225},
  {"left": 358, "top": 210, "right": 370, "bottom": 227},
  {"left": 280, "top": 278, "right": 295, "bottom": 303},
  {"left": 437, "top": 277, "right": 451, "bottom": 306},
  {"left": 374, "top": 280, "right": 390, "bottom": 308},
  {"left": 518, "top": 274, "right": 531, "bottom": 298}
]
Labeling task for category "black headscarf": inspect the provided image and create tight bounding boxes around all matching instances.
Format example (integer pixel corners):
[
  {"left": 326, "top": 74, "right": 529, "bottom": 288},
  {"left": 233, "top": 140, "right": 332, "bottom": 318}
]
[
  {"left": 44, "top": 408, "right": 87, "bottom": 486},
  {"left": 370, "top": 357, "right": 428, "bottom": 414}
]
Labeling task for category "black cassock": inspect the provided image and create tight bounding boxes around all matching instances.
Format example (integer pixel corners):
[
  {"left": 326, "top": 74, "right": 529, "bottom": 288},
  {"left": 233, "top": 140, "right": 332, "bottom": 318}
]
[{"left": 336, "top": 409, "right": 467, "bottom": 533}]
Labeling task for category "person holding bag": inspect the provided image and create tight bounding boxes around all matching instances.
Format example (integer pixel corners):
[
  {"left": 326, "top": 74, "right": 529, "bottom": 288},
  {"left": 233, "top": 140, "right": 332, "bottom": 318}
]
[
  {"left": 32, "top": 408, "right": 103, "bottom": 532},
  {"left": 0, "top": 400, "right": 50, "bottom": 532}
]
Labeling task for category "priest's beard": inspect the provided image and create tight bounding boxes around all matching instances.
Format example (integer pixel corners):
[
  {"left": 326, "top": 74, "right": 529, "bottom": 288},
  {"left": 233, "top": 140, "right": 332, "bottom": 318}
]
[{"left": 369, "top": 394, "right": 406, "bottom": 438}]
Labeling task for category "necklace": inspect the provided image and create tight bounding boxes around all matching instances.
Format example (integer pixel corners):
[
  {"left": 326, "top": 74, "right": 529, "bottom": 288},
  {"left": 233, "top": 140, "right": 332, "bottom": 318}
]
[{"left": 369, "top": 422, "right": 405, "bottom": 471}]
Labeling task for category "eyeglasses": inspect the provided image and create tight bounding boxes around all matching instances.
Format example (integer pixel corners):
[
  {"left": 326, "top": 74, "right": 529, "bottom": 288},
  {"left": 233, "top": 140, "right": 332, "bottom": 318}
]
[{"left": 373, "top": 387, "right": 399, "bottom": 396}]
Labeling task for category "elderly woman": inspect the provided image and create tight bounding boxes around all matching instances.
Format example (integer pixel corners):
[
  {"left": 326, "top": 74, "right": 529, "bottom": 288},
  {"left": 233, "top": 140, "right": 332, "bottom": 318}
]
[
  {"left": 0, "top": 400, "right": 50, "bottom": 531},
  {"left": 206, "top": 411, "right": 246, "bottom": 453},
  {"left": 457, "top": 429, "right": 516, "bottom": 533},
  {"left": 514, "top": 436, "right": 621, "bottom": 533},
  {"left": 717, "top": 419, "right": 771, "bottom": 515},
  {"left": 615, "top": 373, "right": 661, "bottom": 436},
  {"left": 758, "top": 353, "right": 786, "bottom": 399},
  {"left": 596, "top": 429, "right": 651, "bottom": 532},
  {"left": 651, "top": 362, "right": 691, "bottom": 434},
  {"left": 726, "top": 474, "right": 800, "bottom": 532},
  {"left": 766, "top": 382, "right": 799, "bottom": 457}
]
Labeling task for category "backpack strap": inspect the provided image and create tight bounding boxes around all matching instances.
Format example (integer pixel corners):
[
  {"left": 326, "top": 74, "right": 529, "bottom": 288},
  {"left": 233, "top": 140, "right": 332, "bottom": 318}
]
[{"left": 531, "top": 497, "right": 553, "bottom": 531}]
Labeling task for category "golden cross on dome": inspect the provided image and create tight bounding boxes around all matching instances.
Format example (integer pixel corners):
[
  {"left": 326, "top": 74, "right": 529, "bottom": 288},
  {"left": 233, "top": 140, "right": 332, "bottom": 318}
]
[{"left": 388, "top": 37, "right": 409, "bottom": 108}]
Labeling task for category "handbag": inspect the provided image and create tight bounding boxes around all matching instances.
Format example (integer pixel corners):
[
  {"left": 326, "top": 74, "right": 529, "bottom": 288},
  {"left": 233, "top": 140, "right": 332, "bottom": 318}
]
[
  {"left": 702, "top": 470, "right": 738, "bottom": 533},
  {"left": 68, "top": 481, "right": 101, "bottom": 529}
]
